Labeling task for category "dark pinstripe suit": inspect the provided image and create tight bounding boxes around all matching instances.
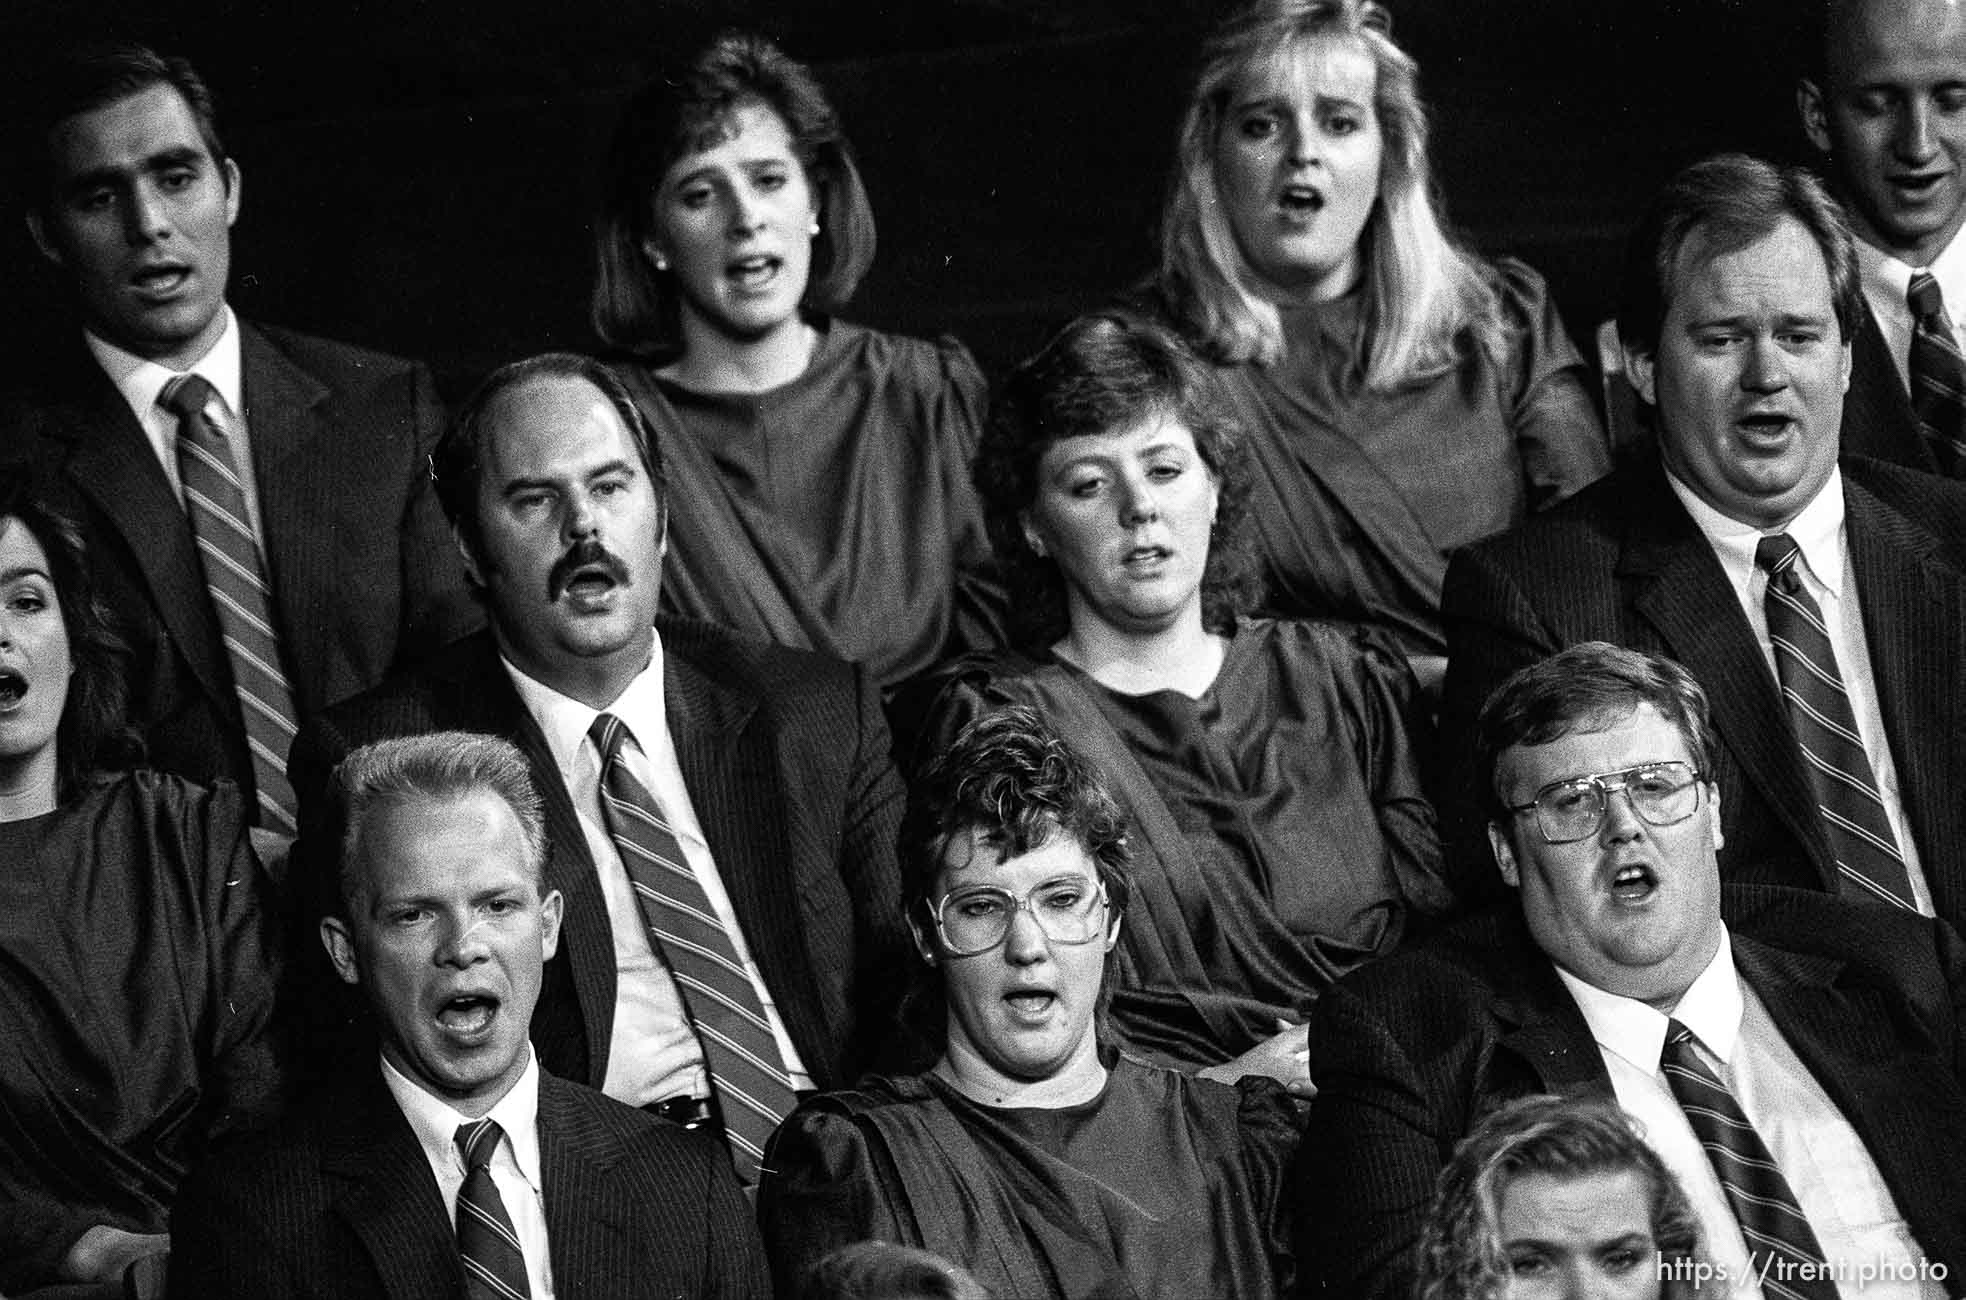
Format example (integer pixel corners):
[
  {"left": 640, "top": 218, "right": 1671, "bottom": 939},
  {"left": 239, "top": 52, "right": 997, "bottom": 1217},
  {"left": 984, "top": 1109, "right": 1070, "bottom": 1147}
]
[
  {"left": 1843, "top": 297, "right": 1954, "bottom": 475},
  {"left": 1292, "top": 887, "right": 1966, "bottom": 1300},
  {"left": 167, "top": 1067, "right": 769, "bottom": 1298},
  {"left": 287, "top": 618, "right": 912, "bottom": 1095},
  {"left": 8, "top": 325, "right": 478, "bottom": 814},
  {"left": 1437, "top": 453, "right": 1966, "bottom": 932}
]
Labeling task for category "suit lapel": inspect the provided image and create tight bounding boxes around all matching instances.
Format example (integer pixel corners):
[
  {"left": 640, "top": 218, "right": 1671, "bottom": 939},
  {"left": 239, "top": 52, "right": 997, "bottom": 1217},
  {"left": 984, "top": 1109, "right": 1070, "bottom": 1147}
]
[
  {"left": 1843, "top": 301, "right": 1935, "bottom": 472},
  {"left": 49, "top": 350, "right": 230, "bottom": 704},
  {"left": 239, "top": 323, "right": 338, "bottom": 712},
  {"left": 537, "top": 1076, "right": 631, "bottom": 1298},
  {"left": 1847, "top": 478, "right": 1966, "bottom": 921},
  {"left": 1619, "top": 467, "right": 1835, "bottom": 887},
  {"left": 1491, "top": 935, "right": 1613, "bottom": 1099},
  {"left": 665, "top": 642, "right": 833, "bottom": 1075},
  {"left": 322, "top": 1073, "right": 463, "bottom": 1300}
]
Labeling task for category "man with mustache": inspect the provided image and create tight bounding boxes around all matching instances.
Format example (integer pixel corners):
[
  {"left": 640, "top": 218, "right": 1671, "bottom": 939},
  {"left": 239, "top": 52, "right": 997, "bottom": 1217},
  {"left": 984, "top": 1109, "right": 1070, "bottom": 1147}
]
[
  {"left": 1438, "top": 154, "right": 1966, "bottom": 934},
  {"left": 288, "top": 353, "right": 910, "bottom": 1194},
  {"left": 8, "top": 44, "right": 474, "bottom": 855},
  {"left": 1798, "top": 0, "right": 1966, "bottom": 476},
  {"left": 1298, "top": 643, "right": 1966, "bottom": 1300},
  {"left": 172, "top": 731, "right": 769, "bottom": 1298}
]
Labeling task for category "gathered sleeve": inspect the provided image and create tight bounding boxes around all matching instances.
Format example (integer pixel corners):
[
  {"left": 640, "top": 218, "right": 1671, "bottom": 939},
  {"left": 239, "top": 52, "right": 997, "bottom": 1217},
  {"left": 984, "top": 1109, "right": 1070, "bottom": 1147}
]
[
  {"left": 758, "top": 1101, "right": 919, "bottom": 1296},
  {"left": 1493, "top": 256, "right": 1611, "bottom": 510}
]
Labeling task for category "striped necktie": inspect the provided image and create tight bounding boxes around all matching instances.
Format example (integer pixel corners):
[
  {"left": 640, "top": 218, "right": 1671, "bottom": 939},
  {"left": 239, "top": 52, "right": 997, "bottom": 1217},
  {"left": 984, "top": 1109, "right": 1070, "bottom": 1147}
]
[
  {"left": 1754, "top": 533, "right": 1916, "bottom": 910},
  {"left": 1907, "top": 272, "right": 1966, "bottom": 477},
  {"left": 588, "top": 712, "right": 797, "bottom": 1183},
  {"left": 1661, "top": 1022, "right": 1837, "bottom": 1300},
  {"left": 159, "top": 374, "right": 300, "bottom": 834},
  {"left": 454, "top": 1118, "right": 532, "bottom": 1300}
]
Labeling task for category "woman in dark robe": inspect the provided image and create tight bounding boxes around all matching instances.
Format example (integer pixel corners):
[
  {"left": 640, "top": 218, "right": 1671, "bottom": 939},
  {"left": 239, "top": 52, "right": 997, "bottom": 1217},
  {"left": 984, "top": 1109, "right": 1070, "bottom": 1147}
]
[
  {"left": 760, "top": 707, "right": 1303, "bottom": 1299},
  {"left": 0, "top": 479, "right": 285, "bottom": 1297},
  {"left": 591, "top": 31, "right": 996, "bottom": 690},
  {"left": 1153, "top": 0, "right": 1610, "bottom": 693},
  {"left": 900, "top": 310, "right": 1454, "bottom": 1080}
]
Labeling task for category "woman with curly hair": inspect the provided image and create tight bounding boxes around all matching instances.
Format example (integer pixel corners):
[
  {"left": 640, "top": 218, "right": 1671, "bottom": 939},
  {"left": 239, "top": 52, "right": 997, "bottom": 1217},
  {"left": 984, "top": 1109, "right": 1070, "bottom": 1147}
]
[
  {"left": 1416, "top": 1095, "right": 1705, "bottom": 1300},
  {"left": 592, "top": 31, "right": 995, "bottom": 690},
  {"left": 1153, "top": 0, "right": 1609, "bottom": 692},
  {"left": 0, "top": 475, "right": 285, "bottom": 1296},
  {"left": 901, "top": 309, "right": 1452, "bottom": 1081}
]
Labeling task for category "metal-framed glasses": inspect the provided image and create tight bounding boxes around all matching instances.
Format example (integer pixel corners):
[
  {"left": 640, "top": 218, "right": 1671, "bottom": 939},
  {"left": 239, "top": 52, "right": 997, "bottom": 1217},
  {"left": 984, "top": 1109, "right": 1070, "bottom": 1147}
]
[
  {"left": 928, "top": 878, "right": 1110, "bottom": 957},
  {"left": 1505, "top": 761, "right": 1706, "bottom": 845}
]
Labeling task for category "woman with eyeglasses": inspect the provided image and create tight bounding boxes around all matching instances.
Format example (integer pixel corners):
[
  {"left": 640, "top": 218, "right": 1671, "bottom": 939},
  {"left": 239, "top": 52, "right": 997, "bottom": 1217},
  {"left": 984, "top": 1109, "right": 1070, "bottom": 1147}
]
[{"left": 759, "top": 707, "right": 1304, "bottom": 1299}]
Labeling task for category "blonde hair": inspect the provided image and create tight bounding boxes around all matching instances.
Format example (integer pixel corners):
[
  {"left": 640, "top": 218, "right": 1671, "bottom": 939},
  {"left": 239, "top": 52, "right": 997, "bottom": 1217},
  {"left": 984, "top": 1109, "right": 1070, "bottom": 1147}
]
[{"left": 1159, "top": 0, "right": 1504, "bottom": 387}]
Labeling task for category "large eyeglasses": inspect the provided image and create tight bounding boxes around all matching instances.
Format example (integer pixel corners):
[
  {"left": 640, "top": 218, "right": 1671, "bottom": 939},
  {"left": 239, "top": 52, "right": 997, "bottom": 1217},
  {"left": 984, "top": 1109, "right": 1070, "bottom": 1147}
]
[
  {"left": 1506, "top": 761, "right": 1706, "bottom": 845},
  {"left": 929, "top": 879, "right": 1110, "bottom": 957}
]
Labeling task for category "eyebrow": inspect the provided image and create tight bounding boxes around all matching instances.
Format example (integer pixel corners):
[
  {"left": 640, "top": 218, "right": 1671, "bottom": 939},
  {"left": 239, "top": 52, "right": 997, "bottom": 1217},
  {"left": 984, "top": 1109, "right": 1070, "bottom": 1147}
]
[
  {"left": 0, "top": 566, "right": 53, "bottom": 585},
  {"left": 498, "top": 459, "right": 635, "bottom": 495},
  {"left": 60, "top": 145, "right": 208, "bottom": 197}
]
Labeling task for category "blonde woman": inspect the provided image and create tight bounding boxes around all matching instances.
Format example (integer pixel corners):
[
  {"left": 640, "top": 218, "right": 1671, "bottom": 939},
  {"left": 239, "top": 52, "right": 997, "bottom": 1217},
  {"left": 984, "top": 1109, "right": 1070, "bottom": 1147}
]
[{"left": 1155, "top": 0, "right": 1609, "bottom": 691}]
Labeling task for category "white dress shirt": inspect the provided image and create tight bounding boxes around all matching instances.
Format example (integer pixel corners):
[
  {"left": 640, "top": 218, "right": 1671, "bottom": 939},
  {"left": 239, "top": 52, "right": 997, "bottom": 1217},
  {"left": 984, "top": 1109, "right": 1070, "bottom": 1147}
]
[
  {"left": 1667, "top": 469, "right": 1934, "bottom": 914},
  {"left": 381, "top": 1044, "right": 556, "bottom": 1300},
  {"left": 84, "top": 306, "right": 268, "bottom": 539},
  {"left": 1557, "top": 934, "right": 1942, "bottom": 1299},
  {"left": 502, "top": 633, "right": 812, "bottom": 1107},
  {"left": 1856, "top": 224, "right": 1966, "bottom": 391}
]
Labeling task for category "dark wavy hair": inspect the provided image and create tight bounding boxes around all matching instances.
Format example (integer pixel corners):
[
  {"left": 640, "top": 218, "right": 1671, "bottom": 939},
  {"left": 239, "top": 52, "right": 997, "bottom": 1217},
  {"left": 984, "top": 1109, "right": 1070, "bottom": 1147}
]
[
  {"left": 975, "top": 309, "right": 1260, "bottom": 650},
  {"left": 591, "top": 30, "right": 878, "bottom": 358},
  {"left": 1416, "top": 1094, "right": 1701, "bottom": 1300},
  {"left": 21, "top": 41, "right": 228, "bottom": 214},
  {"left": 898, "top": 705, "right": 1133, "bottom": 1054},
  {"left": 0, "top": 471, "right": 137, "bottom": 806}
]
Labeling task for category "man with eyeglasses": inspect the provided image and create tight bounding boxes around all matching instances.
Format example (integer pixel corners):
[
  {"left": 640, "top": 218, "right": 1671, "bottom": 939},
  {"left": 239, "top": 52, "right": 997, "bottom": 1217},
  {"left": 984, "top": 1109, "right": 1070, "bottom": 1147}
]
[{"left": 1293, "top": 642, "right": 1966, "bottom": 1300}]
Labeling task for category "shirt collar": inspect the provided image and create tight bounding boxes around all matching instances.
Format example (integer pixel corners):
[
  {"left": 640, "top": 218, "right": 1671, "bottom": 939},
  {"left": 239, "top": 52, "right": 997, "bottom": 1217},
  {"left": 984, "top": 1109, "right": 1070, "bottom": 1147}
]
[
  {"left": 380, "top": 1042, "right": 545, "bottom": 1189},
  {"left": 1856, "top": 220, "right": 1966, "bottom": 315},
  {"left": 500, "top": 629, "right": 667, "bottom": 773},
  {"left": 86, "top": 305, "right": 243, "bottom": 423},
  {"left": 1666, "top": 465, "right": 1847, "bottom": 602},
  {"left": 1555, "top": 927, "right": 1744, "bottom": 1071}
]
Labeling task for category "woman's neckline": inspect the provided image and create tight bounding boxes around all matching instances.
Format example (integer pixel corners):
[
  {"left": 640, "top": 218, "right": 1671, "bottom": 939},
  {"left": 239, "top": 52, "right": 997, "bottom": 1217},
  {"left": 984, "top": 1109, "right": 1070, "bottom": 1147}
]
[{"left": 655, "top": 314, "right": 830, "bottom": 398}]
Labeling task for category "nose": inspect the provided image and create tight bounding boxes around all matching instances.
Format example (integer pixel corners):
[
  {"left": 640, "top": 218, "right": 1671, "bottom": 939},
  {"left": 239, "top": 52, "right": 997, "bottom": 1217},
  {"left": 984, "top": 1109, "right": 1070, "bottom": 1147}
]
[
  {"left": 1598, "top": 784, "right": 1646, "bottom": 845},
  {"left": 1001, "top": 904, "right": 1050, "bottom": 965},
  {"left": 1741, "top": 336, "right": 1789, "bottom": 393},
  {"left": 1117, "top": 472, "right": 1160, "bottom": 526},
  {"left": 1895, "top": 100, "right": 1939, "bottom": 164},
  {"left": 728, "top": 182, "right": 767, "bottom": 236},
  {"left": 436, "top": 914, "right": 491, "bottom": 968},
  {"left": 122, "top": 179, "right": 171, "bottom": 246},
  {"left": 563, "top": 490, "right": 600, "bottom": 541}
]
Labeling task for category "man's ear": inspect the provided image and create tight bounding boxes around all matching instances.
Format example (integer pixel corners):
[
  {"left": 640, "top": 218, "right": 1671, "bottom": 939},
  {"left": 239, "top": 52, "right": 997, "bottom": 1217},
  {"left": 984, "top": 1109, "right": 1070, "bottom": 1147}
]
[
  {"left": 25, "top": 210, "right": 62, "bottom": 267},
  {"left": 1625, "top": 344, "right": 1658, "bottom": 407},
  {"left": 1798, "top": 78, "right": 1832, "bottom": 154},
  {"left": 321, "top": 914, "right": 361, "bottom": 987},
  {"left": 1488, "top": 822, "right": 1522, "bottom": 889},
  {"left": 222, "top": 156, "right": 242, "bottom": 227},
  {"left": 454, "top": 523, "right": 483, "bottom": 588},
  {"left": 539, "top": 888, "right": 564, "bottom": 961}
]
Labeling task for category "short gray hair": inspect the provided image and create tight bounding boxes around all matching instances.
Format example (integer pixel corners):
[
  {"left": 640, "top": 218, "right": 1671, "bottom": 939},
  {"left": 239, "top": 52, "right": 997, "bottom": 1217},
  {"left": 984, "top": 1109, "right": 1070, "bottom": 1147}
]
[{"left": 327, "top": 732, "right": 547, "bottom": 914}]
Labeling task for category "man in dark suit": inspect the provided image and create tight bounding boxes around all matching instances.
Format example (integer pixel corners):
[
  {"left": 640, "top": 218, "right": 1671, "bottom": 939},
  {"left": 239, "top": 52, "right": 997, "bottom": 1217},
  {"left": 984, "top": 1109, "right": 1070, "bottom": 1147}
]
[
  {"left": 1299, "top": 644, "right": 1966, "bottom": 1300},
  {"left": 170, "top": 731, "right": 767, "bottom": 1298},
  {"left": 1798, "top": 0, "right": 1966, "bottom": 476},
  {"left": 11, "top": 43, "right": 474, "bottom": 844},
  {"left": 288, "top": 352, "right": 909, "bottom": 1189},
  {"left": 1439, "top": 154, "right": 1966, "bottom": 931}
]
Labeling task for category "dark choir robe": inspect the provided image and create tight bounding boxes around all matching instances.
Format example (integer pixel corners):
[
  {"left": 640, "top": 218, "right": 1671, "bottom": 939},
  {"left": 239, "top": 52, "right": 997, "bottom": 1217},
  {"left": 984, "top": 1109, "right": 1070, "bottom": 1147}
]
[
  {"left": 1190, "top": 258, "right": 1609, "bottom": 658},
  {"left": 0, "top": 772, "right": 285, "bottom": 1292},
  {"left": 616, "top": 317, "right": 999, "bottom": 690},
  {"left": 759, "top": 1056, "right": 1303, "bottom": 1299},
  {"left": 905, "top": 618, "right": 1454, "bottom": 1069}
]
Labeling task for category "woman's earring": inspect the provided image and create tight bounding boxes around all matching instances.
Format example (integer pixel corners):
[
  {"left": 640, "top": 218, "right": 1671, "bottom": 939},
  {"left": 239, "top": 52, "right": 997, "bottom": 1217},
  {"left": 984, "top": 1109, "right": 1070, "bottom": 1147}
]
[
  {"left": 1029, "top": 536, "right": 1047, "bottom": 558},
  {"left": 808, "top": 216, "right": 822, "bottom": 237},
  {"left": 652, "top": 251, "right": 670, "bottom": 272}
]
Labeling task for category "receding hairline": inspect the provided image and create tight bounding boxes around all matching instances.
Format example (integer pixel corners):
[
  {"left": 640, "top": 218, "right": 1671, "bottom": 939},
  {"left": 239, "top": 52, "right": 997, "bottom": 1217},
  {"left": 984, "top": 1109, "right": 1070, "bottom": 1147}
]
[{"left": 342, "top": 785, "right": 547, "bottom": 911}]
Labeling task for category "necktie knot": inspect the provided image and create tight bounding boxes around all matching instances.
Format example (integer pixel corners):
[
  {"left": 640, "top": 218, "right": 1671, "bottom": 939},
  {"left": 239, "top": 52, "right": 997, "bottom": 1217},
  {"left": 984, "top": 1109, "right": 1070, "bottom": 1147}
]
[
  {"left": 1909, "top": 271, "right": 1949, "bottom": 326},
  {"left": 1753, "top": 532, "right": 1803, "bottom": 594},
  {"left": 160, "top": 372, "right": 220, "bottom": 425},
  {"left": 455, "top": 1118, "right": 505, "bottom": 1171},
  {"left": 589, "top": 712, "right": 628, "bottom": 766}
]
